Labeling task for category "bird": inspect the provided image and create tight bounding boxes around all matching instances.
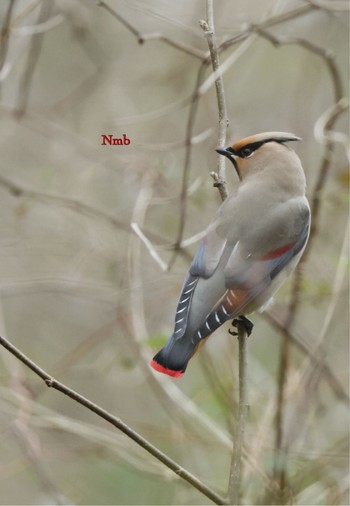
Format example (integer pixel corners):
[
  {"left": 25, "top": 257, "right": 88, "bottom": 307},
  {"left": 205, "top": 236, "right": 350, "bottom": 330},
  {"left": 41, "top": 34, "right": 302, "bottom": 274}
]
[{"left": 150, "top": 132, "right": 310, "bottom": 378}]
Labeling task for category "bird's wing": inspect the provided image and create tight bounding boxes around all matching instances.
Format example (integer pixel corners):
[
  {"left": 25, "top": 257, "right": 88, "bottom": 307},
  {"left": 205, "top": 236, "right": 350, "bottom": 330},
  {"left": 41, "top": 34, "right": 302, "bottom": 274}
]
[
  {"left": 153, "top": 197, "right": 310, "bottom": 376},
  {"left": 171, "top": 273, "right": 199, "bottom": 339},
  {"left": 192, "top": 197, "right": 310, "bottom": 341},
  {"left": 173, "top": 197, "right": 310, "bottom": 341},
  {"left": 170, "top": 216, "right": 229, "bottom": 340},
  {"left": 189, "top": 222, "right": 227, "bottom": 278},
  {"left": 222, "top": 197, "right": 310, "bottom": 308}
]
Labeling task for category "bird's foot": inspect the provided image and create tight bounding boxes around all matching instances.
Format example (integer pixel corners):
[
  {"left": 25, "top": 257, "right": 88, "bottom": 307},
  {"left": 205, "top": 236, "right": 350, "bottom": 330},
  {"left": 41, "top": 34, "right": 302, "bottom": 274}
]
[{"left": 228, "top": 315, "right": 254, "bottom": 337}]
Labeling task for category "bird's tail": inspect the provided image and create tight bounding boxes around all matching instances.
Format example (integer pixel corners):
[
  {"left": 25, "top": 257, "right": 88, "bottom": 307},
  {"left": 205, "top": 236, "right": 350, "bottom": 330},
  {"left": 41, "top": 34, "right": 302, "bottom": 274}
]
[{"left": 150, "top": 333, "right": 199, "bottom": 378}]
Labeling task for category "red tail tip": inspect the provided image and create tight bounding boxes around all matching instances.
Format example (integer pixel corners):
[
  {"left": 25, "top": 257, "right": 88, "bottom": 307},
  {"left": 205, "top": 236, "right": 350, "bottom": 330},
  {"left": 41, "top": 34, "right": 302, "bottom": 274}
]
[{"left": 150, "top": 360, "right": 184, "bottom": 378}]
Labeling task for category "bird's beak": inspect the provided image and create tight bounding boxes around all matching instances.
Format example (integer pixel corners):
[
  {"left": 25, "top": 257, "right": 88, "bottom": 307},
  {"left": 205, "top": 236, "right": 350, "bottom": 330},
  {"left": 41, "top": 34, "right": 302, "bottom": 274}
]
[{"left": 216, "top": 147, "right": 241, "bottom": 180}]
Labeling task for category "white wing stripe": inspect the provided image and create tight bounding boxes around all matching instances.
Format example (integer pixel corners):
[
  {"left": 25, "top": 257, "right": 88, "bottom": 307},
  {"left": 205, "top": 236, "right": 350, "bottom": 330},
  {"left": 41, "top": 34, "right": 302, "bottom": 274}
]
[
  {"left": 222, "top": 306, "right": 229, "bottom": 316},
  {"left": 215, "top": 312, "right": 221, "bottom": 323}
]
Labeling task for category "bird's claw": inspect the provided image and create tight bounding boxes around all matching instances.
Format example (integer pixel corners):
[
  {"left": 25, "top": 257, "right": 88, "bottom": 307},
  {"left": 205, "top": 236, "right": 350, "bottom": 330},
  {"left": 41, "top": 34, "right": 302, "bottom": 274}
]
[{"left": 229, "top": 315, "right": 254, "bottom": 337}]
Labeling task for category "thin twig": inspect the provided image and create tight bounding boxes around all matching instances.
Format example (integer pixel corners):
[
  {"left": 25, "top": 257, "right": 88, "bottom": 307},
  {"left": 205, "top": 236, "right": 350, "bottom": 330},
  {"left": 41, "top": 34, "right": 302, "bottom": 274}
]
[
  {"left": 314, "top": 98, "right": 349, "bottom": 152},
  {"left": 252, "top": 25, "right": 347, "bottom": 496},
  {"left": 306, "top": 0, "right": 350, "bottom": 11},
  {"left": 0, "top": 0, "right": 16, "bottom": 88},
  {"left": 219, "top": 4, "right": 316, "bottom": 53},
  {"left": 131, "top": 222, "right": 168, "bottom": 271},
  {"left": 200, "top": 4, "right": 249, "bottom": 501},
  {"left": 97, "top": 1, "right": 206, "bottom": 59},
  {"left": 263, "top": 309, "right": 349, "bottom": 403},
  {"left": 300, "top": 219, "right": 349, "bottom": 383},
  {"left": 254, "top": 28, "right": 343, "bottom": 102},
  {"left": 0, "top": 333, "right": 228, "bottom": 505},
  {"left": 200, "top": 0, "right": 229, "bottom": 201},
  {"left": 0, "top": 172, "right": 173, "bottom": 248},
  {"left": 15, "top": 1, "right": 52, "bottom": 117},
  {"left": 228, "top": 324, "right": 249, "bottom": 505},
  {"left": 167, "top": 59, "right": 208, "bottom": 269}
]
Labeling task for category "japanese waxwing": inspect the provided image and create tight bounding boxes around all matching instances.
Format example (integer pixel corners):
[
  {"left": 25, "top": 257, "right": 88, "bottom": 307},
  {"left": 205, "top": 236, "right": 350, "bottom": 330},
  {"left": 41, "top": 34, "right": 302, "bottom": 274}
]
[{"left": 151, "top": 132, "right": 310, "bottom": 378}]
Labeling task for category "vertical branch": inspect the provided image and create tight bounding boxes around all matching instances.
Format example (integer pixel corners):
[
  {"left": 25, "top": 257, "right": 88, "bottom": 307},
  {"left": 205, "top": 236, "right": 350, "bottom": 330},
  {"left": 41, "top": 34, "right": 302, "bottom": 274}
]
[
  {"left": 200, "top": 0, "right": 229, "bottom": 201},
  {"left": 253, "top": 29, "right": 346, "bottom": 500},
  {"left": 273, "top": 265, "right": 301, "bottom": 489},
  {"left": 201, "top": 2, "right": 248, "bottom": 503},
  {"left": 15, "top": 0, "right": 53, "bottom": 117},
  {"left": 273, "top": 101, "right": 346, "bottom": 501},
  {"left": 169, "top": 60, "right": 207, "bottom": 268},
  {"left": 0, "top": 0, "right": 16, "bottom": 93},
  {"left": 228, "top": 323, "right": 249, "bottom": 505}
]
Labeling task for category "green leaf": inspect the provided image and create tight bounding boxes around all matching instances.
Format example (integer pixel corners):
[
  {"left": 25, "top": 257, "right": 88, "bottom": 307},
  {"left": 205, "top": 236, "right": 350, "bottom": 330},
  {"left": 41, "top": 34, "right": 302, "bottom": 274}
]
[{"left": 146, "top": 333, "right": 168, "bottom": 349}]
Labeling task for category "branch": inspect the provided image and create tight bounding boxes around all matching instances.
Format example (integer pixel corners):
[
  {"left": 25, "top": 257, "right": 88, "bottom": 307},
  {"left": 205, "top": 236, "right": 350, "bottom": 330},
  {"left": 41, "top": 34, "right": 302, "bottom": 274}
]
[
  {"left": 97, "top": 1, "right": 206, "bottom": 59},
  {"left": 15, "top": 1, "right": 53, "bottom": 117},
  {"left": 263, "top": 309, "right": 349, "bottom": 403},
  {"left": 219, "top": 4, "right": 316, "bottom": 53},
  {"left": 254, "top": 28, "right": 343, "bottom": 102},
  {"left": 199, "top": 0, "right": 229, "bottom": 201},
  {"left": 314, "top": 98, "right": 349, "bottom": 152},
  {"left": 167, "top": 59, "right": 208, "bottom": 268},
  {"left": 228, "top": 323, "right": 249, "bottom": 505},
  {"left": 250, "top": 26, "right": 347, "bottom": 496},
  {"left": 0, "top": 172, "right": 179, "bottom": 252},
  {"left": 306, "top": 0, "right": 350, "bottom": 11},
  {"left": 0, "top": 334, "right": 228, "bottom": 506},
  {"left": 0, "top": 0, "right": 15, "bottom": 85}
]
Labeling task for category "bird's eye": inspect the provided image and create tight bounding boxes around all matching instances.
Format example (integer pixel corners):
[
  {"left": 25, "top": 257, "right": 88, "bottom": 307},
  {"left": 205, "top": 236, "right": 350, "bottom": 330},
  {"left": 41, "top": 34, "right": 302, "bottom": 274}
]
[{"left": 239, "top": 147, "right": 254, "bottom": 158}]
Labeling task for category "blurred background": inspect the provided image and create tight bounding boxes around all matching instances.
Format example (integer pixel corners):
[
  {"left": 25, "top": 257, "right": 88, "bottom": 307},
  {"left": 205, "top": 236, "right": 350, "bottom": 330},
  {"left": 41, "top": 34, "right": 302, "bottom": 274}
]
[{"left": 0, "top": 0, "right": 349, "bottom": 504}]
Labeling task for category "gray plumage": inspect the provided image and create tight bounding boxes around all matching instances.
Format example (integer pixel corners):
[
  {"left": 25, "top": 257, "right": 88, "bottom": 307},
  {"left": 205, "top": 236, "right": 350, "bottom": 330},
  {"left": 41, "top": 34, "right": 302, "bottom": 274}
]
[{"left": 151, "top": 132, "right": 310, "bottom": 377}]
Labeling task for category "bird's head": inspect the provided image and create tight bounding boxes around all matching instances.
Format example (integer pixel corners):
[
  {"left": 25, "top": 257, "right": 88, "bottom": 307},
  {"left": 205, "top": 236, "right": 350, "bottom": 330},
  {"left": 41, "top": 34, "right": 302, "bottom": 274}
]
[{"left": 216, "top": 132, "right": 301, "bottom": 180}]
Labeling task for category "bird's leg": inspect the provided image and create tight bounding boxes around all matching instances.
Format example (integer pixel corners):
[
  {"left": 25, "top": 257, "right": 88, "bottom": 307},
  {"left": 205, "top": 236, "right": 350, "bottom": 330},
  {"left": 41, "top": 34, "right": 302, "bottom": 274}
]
[{"left": 228, "top": 315, "right": 254, "bottom": 337}]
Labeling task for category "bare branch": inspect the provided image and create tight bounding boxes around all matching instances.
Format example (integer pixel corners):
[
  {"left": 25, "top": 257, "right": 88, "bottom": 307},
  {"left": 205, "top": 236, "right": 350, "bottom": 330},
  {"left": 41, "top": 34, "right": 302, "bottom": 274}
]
[
  {"left": 15, "top": 1, "right": 53, "bottom": 117},
  {"left": 306, "top": 99, "right": 347, "bottom": 259},
  {"left": 0, "top": 172, "right": 173, "bottom": 248},
  {"left": 314, "top": 98, "right": 349, "bottom": 155},
  {"left": 97, "top": 1, "right": 206, "bottom": 59},
  {"left": 263, "top": 309, "right": 349, "bottom": 403},
  {"left": 249, "top": 23, "right": 348, "bottom": 496},
  {"left": 228, "top": 323, "right": 249, "bottom": 504},
  {"left": 131, "top": 222, "right": 168, "bottom": 271},
  {"left": 312, "top": 219, "right": 349, "bottom": 352},
  {"left": 254, "top": 28, "right": 343, "bottom": 102},
  {"left": 200, "top": 0, "right": 229, "bottom": 201},
  {"left": 219, "top": 4, "right": 316, "bottom": 53},
  {"left": 306, "top": 0, "right": 350, "bottom": 11},
  {"left": 0, "top": 0, "right": 15, "bottom": 87},
  {"left": 0, "top": 333, "right": 228, "bottom": 505},
  {"left": 167, "top": 60, "right": 208, "bottom": 268}
]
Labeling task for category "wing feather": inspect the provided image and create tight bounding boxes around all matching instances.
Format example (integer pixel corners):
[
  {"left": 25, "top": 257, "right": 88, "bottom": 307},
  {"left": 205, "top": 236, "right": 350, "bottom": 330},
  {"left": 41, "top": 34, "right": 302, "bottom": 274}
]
[
  {"left": 190, "top": 222, "right": 227, "bottom": 278},
  {"left": 173, "top": 197, "right": 310, "bottom": 345}
]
